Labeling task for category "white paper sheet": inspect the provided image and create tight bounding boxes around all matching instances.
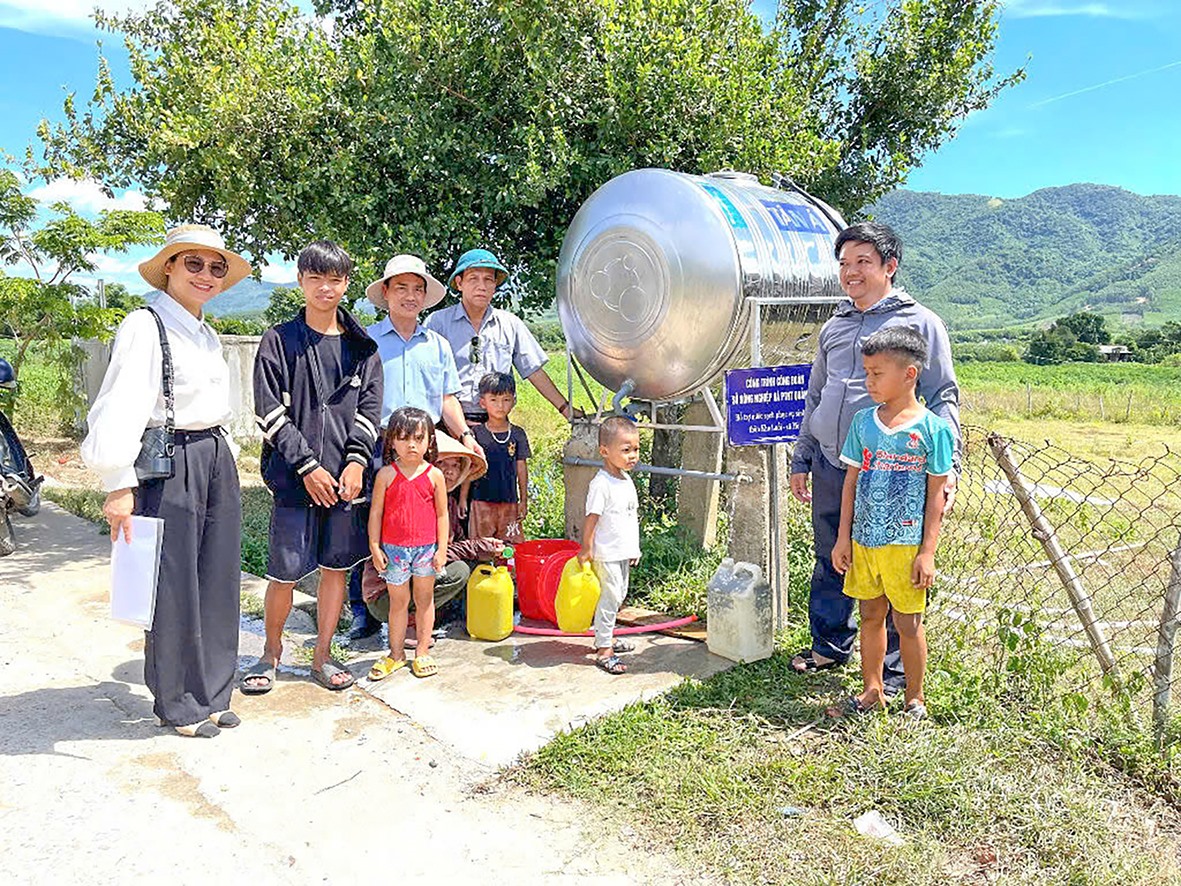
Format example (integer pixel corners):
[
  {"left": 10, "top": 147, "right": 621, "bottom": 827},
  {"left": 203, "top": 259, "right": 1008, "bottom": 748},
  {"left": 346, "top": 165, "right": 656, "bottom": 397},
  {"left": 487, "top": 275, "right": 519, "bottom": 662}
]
[{"left": 110, "top": 516, "right": 164, "bottom": 629}]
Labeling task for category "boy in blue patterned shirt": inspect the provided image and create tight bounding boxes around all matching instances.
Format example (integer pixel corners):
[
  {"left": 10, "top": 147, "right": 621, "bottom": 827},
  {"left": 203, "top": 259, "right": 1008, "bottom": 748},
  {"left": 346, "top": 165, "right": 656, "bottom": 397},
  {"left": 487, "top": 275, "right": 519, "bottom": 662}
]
[{"left": 831, "top": 327, "right": 954, "bottom": 720}]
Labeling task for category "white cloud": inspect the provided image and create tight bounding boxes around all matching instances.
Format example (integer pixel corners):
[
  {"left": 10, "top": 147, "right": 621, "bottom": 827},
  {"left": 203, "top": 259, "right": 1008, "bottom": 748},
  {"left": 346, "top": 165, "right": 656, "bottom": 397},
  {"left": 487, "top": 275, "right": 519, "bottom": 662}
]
[
  {"left": 260, "top": 260, "right": 297, "bottom": 284},
  {"left": 88, "top": 252, "right": 142, "bottom": 276},
  {"left": 1004, "top": 1, "right": 1158, "bottom": 18},
  {"left": 29, "top": 178, "right": 157, "bottom": 213}
]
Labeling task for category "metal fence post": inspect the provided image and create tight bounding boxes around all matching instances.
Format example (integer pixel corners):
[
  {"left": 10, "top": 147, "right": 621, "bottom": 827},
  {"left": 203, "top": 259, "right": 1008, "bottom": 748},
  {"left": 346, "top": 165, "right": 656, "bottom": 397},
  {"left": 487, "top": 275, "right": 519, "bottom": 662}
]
[{"left": 1153, "top": 543, "right": 1181, "bottom": 746}]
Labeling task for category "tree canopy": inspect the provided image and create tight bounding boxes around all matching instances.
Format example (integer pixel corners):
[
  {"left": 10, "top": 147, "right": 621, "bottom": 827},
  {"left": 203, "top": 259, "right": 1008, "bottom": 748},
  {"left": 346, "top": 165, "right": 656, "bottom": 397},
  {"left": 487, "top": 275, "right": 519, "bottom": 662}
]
[
  {"left": 1024, "top": 312, "right": 1109, "bottom": 365},
  {"left": 0, "top": 170, "right": 163, "bottom": 392},
  {"left": 36, "top": 0, "right": 1019, "bottom": 310}
]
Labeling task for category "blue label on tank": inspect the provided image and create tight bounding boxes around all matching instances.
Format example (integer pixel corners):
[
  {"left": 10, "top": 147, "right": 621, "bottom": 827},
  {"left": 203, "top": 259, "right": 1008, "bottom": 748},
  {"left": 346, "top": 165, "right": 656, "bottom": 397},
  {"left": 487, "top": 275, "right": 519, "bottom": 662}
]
[
  {"left": 700, "top": 184, "right": 748, "bottom": 230},
  {"left": 760, "top": 200, "right": 829, "bottom": 234}
]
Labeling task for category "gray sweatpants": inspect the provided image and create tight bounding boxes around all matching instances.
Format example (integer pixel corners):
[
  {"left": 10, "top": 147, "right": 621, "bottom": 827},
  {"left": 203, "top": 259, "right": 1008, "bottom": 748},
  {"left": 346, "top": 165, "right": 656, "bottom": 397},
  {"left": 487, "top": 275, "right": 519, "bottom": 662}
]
[{"left": 592, "top": 560, "right": 630, "bottom": 649}]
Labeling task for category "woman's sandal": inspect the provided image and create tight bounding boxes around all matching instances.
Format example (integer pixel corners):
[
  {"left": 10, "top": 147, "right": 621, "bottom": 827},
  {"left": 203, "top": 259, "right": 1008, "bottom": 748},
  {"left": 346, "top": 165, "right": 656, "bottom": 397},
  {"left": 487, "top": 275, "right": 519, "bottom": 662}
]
[
  {"left": 209, "top": 710, "right": 241, "bottom": 728},
  {"left": 596, "top": 654, "right": 628, "bottom": 675},
  {"left": 612, "top": 639, "right": 636, "bottom": 654},
  {"left": 175, "top": 721, "right": 220, "bottom": 738},
  {"left": 411, "top": 655, "right": 439, "bottom": 678},
  {"left": 368, "top": 656, "right": 407, "bottom": 681}
]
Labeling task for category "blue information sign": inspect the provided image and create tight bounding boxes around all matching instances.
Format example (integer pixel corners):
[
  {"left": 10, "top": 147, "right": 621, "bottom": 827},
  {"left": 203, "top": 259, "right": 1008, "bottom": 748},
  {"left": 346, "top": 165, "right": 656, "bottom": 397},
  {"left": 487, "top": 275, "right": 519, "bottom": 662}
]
[{"left": 724, "top": 364, "right": 811, "bottom": 446}]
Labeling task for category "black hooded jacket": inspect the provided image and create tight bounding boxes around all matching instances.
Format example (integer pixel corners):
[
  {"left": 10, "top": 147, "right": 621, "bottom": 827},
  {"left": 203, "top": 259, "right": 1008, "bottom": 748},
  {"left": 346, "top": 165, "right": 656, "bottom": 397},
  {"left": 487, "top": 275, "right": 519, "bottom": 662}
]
[{"left": 254, "top": 308, "right": 383, "bottom": 507}]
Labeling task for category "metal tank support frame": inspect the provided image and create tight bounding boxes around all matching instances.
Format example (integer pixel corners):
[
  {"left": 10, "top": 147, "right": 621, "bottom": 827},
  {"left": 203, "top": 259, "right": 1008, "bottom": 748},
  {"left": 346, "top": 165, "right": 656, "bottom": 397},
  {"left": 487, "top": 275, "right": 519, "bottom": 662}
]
[{"left": 560, "top": 293, "right": 839, "bottom": 632}]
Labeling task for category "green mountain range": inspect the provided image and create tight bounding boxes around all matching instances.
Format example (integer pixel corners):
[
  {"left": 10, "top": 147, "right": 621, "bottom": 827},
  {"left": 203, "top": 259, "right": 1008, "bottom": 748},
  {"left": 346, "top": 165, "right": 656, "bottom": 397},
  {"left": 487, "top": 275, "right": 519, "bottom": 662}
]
[{"left": 868, "top": 184, "right": 1181, "bottom": 331}]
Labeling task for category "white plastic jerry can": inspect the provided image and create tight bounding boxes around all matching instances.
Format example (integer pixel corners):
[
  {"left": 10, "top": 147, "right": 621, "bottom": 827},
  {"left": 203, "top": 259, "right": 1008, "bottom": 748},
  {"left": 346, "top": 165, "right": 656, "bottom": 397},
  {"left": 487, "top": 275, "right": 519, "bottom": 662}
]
[{"left": 706, "top": 558, "right": 773, "bottom": 663}]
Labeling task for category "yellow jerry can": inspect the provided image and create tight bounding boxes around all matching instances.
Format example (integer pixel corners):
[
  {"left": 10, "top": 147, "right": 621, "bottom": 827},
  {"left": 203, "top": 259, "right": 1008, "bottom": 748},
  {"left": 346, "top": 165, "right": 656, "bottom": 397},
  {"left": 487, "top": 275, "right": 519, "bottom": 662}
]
[
  {"left": 466, "top": 564, "right": 514, "bottom": 641},
  {"left": 555, "top": 558, "right": 602, "bottom": 633}
]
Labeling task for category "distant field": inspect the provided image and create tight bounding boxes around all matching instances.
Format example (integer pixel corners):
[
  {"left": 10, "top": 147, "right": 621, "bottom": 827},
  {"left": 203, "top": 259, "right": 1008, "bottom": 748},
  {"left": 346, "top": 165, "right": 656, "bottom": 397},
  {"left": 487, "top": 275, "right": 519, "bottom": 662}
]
[{"left": 957, "top": 361, "right": 1181, "bottom": 426}]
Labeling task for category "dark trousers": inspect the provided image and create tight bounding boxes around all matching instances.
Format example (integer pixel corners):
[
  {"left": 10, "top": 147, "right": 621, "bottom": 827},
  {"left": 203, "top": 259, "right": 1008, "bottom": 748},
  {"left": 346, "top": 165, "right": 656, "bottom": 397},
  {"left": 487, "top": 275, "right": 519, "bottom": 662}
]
[
  {"left": 135, "top": 430, "right": 242, "bottom": 726},
  {"left": 348, "top": 565, "right": 373, "bottom": 628},
  {"left": 809, "top": 454, "right": 904, "bottom": 690}
]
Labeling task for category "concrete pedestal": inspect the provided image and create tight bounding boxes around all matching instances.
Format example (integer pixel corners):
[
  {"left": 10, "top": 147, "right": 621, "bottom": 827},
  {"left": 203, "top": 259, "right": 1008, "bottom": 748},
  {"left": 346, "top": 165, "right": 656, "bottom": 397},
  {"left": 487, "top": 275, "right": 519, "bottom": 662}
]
[{"left": 562, "top": 420, "right": 600, "bottom": 543}]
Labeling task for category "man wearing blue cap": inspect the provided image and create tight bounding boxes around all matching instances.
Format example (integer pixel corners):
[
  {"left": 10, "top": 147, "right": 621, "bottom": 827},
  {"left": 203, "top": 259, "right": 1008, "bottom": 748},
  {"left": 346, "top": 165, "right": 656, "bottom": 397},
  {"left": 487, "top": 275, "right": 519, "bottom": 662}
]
[{"left": 424, "top": 248, "right": 576, "bottom": 424}]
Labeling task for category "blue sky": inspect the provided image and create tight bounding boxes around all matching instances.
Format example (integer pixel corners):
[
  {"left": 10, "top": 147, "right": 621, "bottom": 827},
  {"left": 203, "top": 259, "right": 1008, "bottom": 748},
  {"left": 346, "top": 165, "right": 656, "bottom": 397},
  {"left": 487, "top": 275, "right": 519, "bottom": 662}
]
[{"left": 0, "top": 0, "right": 1178, "bottom": 291}]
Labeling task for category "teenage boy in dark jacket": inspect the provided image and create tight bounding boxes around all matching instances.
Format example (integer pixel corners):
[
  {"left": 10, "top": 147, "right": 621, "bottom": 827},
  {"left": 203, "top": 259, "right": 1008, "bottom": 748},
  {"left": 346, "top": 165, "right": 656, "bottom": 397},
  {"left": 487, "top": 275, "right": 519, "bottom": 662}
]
[{"left": 242, "top": 241, "right": 383, "bottom": 694}]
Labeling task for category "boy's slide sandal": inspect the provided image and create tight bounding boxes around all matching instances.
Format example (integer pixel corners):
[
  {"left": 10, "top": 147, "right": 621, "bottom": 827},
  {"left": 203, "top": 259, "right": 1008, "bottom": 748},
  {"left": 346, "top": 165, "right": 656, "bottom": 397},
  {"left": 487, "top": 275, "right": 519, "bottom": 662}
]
[
  {"left": 312, "top": 660, "right": 355, "bottom": 691},
  {"left": 790, "top": 650, "right": 841, "bottom": 673},
  {"left": 411, "top": 655, "right": 438, "bottom": 678},
  {"left": 368, "top": 656, "right": 407, "bottom": 681},
  {"left": 240, "top": 660, "right": 276, "bottom": 695},
  {"left": 596, "top": 655, "right": 628, "bottom": 675},
  {"left": 827, "top": 696, "right": 880, "bottom": 718}
]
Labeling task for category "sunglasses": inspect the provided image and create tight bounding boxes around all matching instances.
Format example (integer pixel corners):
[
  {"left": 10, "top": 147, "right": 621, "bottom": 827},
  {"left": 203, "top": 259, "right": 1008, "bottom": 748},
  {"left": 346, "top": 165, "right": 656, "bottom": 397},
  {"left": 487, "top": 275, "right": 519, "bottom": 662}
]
[
  {"left": 470, "top": 336, "right": 481, "bottom": 365},
  {"left": 179, "top": 254, "right": 229, "bottom": 278}
]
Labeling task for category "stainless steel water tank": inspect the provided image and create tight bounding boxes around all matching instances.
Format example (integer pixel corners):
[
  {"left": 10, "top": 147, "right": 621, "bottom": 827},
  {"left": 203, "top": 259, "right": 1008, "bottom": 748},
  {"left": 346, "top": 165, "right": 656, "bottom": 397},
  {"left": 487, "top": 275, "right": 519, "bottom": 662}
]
[{"left": 556, "top": 169, "right": 846, "bottom": 402}]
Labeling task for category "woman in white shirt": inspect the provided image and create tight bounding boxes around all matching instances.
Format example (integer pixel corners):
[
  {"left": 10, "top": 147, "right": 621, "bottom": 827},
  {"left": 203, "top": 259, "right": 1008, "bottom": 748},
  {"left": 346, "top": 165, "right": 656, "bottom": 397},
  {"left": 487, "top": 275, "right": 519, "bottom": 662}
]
[{"left": 82, "top": 224, "right": 251, "bottom": 738}]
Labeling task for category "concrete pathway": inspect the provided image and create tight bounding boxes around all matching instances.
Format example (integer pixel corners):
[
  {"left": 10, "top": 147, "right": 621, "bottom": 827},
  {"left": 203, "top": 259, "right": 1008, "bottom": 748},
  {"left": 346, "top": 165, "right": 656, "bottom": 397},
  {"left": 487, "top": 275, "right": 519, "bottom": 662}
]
[{"left": 0, "top": 503, "right": 720, "bottom": 885}]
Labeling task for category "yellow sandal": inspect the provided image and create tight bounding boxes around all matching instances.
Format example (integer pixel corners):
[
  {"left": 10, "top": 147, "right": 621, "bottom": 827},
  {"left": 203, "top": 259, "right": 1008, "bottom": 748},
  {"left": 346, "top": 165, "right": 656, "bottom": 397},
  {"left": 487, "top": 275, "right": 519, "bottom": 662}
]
[
  {"left": 411, "top": 655, "right": 438, "bottom": 678},
  {"left": 368, "top": 656, "right": 407, "bottom": 681}
]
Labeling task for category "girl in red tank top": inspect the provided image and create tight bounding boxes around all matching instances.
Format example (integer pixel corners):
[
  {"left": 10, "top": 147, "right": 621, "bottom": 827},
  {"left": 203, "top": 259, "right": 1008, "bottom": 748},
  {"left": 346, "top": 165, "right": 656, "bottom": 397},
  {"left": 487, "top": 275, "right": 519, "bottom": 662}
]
[{"left": 367, "top": 407, "right": 449, "bottom": 679}]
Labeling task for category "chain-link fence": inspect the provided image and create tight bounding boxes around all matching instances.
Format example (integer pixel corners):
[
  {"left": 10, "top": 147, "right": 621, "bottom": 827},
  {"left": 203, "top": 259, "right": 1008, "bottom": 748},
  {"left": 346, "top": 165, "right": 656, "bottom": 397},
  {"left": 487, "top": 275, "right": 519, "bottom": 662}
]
[{"left": 930, "top": 425, "right": 1181, "bottom": 742}]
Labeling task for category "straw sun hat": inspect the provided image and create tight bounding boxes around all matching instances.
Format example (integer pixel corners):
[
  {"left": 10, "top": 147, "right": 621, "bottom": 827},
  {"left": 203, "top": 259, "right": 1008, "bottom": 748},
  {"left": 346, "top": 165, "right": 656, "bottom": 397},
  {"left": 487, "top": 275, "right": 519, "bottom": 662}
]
[
  {"left": 435, "top": 431, "right": 487, "bottom": 491},
  {"left": 138, "top": 224, "right": 252, "bottom": 292},
  {"left": 365, "top": 254, "right": 447, "bottom": 312}
]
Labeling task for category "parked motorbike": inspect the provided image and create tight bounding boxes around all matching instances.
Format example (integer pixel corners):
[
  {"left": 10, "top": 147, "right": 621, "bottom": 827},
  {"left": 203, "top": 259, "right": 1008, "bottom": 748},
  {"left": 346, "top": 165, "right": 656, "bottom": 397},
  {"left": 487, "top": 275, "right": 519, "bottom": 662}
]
[{"left": 0, "top": 358, "right": 43, "bottom": 556}]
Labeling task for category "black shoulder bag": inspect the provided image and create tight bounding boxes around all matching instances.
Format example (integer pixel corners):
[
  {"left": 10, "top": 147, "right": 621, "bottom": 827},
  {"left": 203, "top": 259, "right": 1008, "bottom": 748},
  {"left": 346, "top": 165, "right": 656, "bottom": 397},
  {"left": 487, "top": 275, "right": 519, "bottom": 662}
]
[{"left": 133, "top": 307, "right": 176, "bottom": 481}]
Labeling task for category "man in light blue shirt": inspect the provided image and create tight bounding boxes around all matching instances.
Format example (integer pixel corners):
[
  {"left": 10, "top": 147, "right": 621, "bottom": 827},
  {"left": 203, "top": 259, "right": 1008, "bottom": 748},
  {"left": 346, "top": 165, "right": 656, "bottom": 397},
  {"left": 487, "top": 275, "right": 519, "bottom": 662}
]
[
  {"left": 424, "top": 248, "right": 576, "bottom": 423},
  {"left": 363, "top": 255, "right": 479, "bottom": 449},
  {"left": 347, "top": 254, "right": 483, "bottom": 641}
]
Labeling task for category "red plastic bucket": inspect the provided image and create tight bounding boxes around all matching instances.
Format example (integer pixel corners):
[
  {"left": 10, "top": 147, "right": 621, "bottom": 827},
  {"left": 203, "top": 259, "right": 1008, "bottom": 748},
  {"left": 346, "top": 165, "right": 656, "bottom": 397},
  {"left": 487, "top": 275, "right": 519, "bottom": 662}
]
[{"left": 514, "top": 539, "right": 580, "bottom": 624}]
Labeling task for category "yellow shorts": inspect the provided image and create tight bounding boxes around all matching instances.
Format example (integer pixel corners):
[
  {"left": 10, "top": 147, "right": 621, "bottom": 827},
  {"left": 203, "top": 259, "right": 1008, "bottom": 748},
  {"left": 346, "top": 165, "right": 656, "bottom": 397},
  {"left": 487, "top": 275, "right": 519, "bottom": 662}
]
[{"left": 843, "top": 542, "right": 926, "bottom": 614}]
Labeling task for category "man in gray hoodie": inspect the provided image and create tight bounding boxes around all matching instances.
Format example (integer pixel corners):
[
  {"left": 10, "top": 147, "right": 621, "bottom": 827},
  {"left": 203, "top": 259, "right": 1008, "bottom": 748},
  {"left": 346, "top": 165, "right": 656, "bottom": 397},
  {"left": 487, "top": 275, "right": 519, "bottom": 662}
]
[{"left": 789, "top": 221, "right": 961, "bottom": 693}]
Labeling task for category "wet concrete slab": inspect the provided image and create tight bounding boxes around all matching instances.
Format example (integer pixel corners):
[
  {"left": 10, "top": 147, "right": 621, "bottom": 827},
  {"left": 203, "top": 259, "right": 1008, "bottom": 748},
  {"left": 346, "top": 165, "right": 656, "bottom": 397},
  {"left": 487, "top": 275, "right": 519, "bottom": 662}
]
[{"left": 358, "top": 627, "right": 734, "bottom": 768}]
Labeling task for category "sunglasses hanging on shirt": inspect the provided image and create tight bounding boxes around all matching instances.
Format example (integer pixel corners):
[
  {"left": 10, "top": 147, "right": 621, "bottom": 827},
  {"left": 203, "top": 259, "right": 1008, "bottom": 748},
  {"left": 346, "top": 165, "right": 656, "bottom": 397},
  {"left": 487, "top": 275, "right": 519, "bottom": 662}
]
[{"left": 470, "top": 336, "right": 481, "bottom": 365}]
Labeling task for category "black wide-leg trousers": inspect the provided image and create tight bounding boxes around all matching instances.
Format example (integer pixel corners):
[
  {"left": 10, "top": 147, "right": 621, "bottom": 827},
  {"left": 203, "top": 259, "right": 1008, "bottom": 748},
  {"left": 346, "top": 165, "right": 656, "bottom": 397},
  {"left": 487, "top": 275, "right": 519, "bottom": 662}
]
[{"left": 135, "top": 429, "right": 241, "bottom": 727}]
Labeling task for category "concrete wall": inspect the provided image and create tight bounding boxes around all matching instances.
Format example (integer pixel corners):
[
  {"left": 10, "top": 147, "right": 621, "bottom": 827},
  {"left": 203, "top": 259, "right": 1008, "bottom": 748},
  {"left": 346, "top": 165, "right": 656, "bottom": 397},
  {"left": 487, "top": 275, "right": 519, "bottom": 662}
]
[{"left": 78, "top": 335, "right": 263, "bottom": 440}]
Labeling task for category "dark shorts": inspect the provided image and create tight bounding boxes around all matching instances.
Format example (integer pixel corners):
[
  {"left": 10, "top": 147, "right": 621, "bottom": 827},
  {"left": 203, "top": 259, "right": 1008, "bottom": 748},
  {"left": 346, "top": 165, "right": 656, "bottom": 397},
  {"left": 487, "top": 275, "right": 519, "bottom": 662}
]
[{"left": 266, "top": 501, "right": 371, "bottom": 583}]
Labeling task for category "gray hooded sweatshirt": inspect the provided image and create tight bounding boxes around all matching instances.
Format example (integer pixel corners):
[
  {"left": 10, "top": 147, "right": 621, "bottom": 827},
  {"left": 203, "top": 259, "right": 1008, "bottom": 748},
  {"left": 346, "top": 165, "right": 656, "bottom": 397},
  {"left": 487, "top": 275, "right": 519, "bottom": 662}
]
[{"left": 790, "top": 287, "right": 962, "bottom": 474}]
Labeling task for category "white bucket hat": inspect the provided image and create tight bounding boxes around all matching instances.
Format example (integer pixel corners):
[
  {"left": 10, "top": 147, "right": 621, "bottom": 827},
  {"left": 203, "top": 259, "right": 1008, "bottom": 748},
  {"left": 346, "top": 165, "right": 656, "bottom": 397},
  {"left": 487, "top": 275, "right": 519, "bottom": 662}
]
[
  {"left": 365, "top": 254, "right": 447, "bottom": 311},
  {"left": 138, "top": 224, "right": 252, "bottom": 291}
]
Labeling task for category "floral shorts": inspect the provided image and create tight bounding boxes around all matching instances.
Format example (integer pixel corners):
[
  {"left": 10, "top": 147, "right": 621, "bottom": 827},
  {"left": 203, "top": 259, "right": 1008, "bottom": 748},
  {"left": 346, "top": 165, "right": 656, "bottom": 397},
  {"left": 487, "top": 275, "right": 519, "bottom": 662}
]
[{"left": 379, "top": 543, "right": 438, "bottom": 586}]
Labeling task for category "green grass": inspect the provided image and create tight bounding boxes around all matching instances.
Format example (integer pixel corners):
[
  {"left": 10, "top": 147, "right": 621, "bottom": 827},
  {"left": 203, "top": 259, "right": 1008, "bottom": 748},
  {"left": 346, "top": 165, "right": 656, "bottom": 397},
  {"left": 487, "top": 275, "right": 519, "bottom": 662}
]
[
  {"left": 957, "top": 361, "right": 1181, "bottom": 426},
  {"left": 0, "top": 340, "right": 85, "bottom": 436},
  {"left": 521, "top": 624, "right": 1181, "bottom": 885}
]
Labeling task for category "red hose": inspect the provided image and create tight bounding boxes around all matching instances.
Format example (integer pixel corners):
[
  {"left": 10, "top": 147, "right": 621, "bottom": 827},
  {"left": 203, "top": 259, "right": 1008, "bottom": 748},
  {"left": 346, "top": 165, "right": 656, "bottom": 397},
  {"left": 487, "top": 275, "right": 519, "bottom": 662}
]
[{"left": 513, "top": 615, "right": 699, "bottom": 637}]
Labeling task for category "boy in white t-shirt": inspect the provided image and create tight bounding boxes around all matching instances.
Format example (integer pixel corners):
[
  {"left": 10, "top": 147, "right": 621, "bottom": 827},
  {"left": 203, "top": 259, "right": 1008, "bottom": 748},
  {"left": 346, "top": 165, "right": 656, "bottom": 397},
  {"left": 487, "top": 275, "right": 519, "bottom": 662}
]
[{"left": 577, "top": 416, "right": 642, "bottom": 675}]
